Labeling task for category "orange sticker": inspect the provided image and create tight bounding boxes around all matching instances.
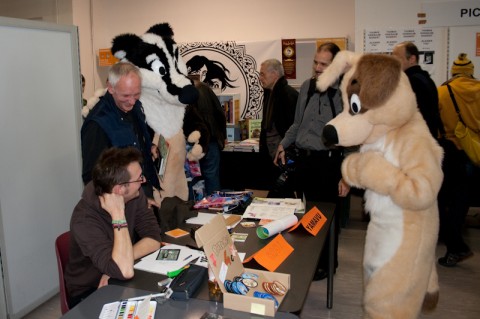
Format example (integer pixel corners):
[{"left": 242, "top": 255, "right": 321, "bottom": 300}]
[
  {"left": 244, "top": 234, "right": 294, "bottom": 272},
  {"left": 289, "top": 206, "right": 327, "bottom": 236}
]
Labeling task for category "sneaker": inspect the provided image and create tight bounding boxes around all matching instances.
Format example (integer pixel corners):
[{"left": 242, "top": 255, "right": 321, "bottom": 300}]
[{"left": 438, "top": 251, "right": 474, "bottom": 267}]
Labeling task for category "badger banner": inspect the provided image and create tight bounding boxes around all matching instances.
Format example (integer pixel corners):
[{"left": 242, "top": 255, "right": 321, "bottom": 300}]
[{"left": 179, "top": 40, "right": 281, "bottom": 120}]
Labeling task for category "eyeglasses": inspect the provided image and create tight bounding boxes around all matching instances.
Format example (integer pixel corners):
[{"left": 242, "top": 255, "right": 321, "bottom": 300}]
[{"left": 120, "top": 174, "right": 145, "bottom": 185}]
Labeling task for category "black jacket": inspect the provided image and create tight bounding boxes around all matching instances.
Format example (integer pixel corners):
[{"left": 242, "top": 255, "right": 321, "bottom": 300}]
[{"left": 260, "top": 76, "right": 298, "bottom": 153}]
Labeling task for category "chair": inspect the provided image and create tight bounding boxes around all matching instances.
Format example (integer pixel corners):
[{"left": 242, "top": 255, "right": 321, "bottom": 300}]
[{"left": 55, "top": 231, "right": 71, "bottom": 314}]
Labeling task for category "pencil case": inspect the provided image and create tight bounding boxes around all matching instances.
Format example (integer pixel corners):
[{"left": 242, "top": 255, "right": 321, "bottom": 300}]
[{"left": 168, "top": 264, "right": 207, "bottom": 300}]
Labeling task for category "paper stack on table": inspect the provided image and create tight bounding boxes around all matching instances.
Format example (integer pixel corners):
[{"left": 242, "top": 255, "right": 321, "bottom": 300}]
[
  {"left": 241, "top": 198, "right": 304, "bottom": 220},
  {"left": 134, "top": 244, "right": 207, "bottom": 275}
]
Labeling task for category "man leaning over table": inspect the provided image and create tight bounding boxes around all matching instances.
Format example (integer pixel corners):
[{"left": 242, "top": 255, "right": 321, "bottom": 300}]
[{"left": 65, "top": 147, "right": 162, "bottom": 308}]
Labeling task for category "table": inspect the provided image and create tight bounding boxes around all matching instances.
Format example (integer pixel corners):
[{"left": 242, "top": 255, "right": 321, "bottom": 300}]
[
  {"left": 61, "top": 285, "right": 299, "bottom": 319},
  {"left": 111, "top": 201, "right": 336, "bottom": 314}
]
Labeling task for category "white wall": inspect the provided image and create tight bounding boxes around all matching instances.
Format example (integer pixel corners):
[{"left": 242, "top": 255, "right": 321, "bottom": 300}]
[
  {"left": 0, "top": 17, "right": 83, "bottom": 318},
  {"left": 355, "top": 0, "right": 479, "bottom": 85},
  {"left": 82, "top": 0, "right": 355, "bottom": 95}
]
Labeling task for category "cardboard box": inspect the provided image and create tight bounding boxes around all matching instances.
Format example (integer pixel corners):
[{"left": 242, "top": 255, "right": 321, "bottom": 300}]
[{"left": 195, "top": 215, "right": 290, "bottom": 317}]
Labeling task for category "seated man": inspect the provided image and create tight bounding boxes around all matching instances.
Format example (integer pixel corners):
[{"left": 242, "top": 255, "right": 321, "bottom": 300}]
[{"left": 65, "top": 147, "right": 162, "bottom": 308}]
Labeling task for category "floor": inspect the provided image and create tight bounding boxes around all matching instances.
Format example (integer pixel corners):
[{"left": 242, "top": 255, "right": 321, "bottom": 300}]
[{"left": 22, "top": 195, "right": 480, "bottom": 319}]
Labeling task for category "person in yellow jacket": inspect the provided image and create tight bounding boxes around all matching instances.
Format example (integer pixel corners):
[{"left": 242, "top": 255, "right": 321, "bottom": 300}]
[{"left": 437, "top": 53, "right": 480, "bottom": 267}]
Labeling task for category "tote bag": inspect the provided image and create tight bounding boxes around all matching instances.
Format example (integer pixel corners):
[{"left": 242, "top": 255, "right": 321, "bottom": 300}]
[
  {"left": 454, "top": 120, "right": 480, "bottom": 166},
  {"left": 447, "top": 84, "right": 480, "bottom": 166}
]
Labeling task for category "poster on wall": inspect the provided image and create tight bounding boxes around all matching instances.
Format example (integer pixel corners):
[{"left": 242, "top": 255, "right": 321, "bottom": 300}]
[
  {"left": 179, "top": 40, "right": 281, "bottom": 120},
  {"left": 316, "top": 37, "right": 348, "bottom": 50},
  {"left": 364, "top": 27, "right": 439, "bottom": 75},
  {"left": 282, "top": 39, "right": 296, "bottom": 79}
]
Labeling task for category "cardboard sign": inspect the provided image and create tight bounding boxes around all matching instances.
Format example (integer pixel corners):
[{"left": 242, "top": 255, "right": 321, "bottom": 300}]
[{"left": 289, "top": 206, "right": 327, "bottom": 236}]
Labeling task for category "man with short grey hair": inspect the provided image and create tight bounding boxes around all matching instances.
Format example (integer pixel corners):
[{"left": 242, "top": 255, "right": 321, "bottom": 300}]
[{"left": 258, "top": 59, "right": 298, "bottom": 197}]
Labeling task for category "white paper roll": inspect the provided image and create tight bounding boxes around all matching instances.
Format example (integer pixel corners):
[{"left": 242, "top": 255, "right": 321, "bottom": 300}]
[{"left": 256, "top": 214, "right": 298, "bottom": 239}]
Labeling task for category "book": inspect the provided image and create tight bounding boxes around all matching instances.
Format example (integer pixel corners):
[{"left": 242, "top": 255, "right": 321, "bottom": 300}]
[
  {"left": 157, "top": 135, "right": 169, "bottom": 181},
  {"left": 99, "top": 299, "right": 156, "bottom": 319},
  {"left": 248, "top": 119, "right": 262, "bottom": 139}
]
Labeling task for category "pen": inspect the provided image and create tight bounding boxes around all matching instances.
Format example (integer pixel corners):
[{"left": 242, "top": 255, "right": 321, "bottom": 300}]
[
  {"left": 127, "top": 292, "right": 166, "bottom": 302},
  {"left": 182, "top": 254, "right": 192, "bottom": 261}
]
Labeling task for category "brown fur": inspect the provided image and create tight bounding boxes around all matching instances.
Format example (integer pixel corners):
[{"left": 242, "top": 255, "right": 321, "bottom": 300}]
[{"left": 318, "top": 51, "right": 443, "bottom": 319}]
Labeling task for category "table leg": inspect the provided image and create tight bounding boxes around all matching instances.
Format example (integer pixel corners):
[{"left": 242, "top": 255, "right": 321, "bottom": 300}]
[{"left": 327, "top": 213, "right": 335, "bottom": 309}]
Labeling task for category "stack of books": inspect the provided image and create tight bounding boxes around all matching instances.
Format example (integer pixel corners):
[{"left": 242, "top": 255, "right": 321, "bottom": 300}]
[{"left": 224, "top": 139, "right": 259, "bottom": 152}]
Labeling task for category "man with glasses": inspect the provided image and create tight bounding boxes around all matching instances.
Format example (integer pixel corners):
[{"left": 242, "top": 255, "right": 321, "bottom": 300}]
[
  {"left": 274, "top": 43, "right": 350, "bottom": 281},
  {"left": 81, "top": 62, "right": 160, "bottom": 208},
  {"left": 65, "top": 147, "right": 162, "bottom": 308}
]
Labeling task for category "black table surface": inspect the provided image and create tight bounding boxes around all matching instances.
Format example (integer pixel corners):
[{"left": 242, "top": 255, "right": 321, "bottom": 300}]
[
  {"left": 61, "top": 284, "right": 299, "bottom": 319},
  {"left": 111, "top": 201, "right": 335, "bottom": 314}
]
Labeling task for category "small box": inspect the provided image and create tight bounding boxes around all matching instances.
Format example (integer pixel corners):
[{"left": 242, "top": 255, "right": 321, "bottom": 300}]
[
  {"left": 195, "top": 215, "right": 290, "bottom": 317},
  {"left": 226, "top": 124, "right": 241, "bottom": 142}
]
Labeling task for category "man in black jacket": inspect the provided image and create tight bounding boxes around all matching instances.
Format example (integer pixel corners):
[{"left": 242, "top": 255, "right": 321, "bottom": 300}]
[
  {"left": 81, "top": 62, "right": 160, "bottom": 208},
  {"left": 259, "top": 59, "right": 298, "bottom": 197},
  {"left": 392, "top": 41, "right": 442, "bottom": 138}
]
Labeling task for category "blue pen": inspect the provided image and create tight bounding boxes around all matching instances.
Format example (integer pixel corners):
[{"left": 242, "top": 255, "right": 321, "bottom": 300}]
[{"left": 182, "top": 254, "right": 192, "bottom": 261}]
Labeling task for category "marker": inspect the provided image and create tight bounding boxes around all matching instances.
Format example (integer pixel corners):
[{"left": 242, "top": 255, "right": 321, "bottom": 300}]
[
  {"left": 126, "top": 292, "right": 166, "bottom": 302},
  {"left": 182, "top": 254, "right": 192, "bottom": 261}
]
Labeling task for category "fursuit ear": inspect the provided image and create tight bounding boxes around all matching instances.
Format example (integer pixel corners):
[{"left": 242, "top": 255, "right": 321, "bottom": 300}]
[
  {"left": 356, "top": 54, "right": 401, "bottom": 108},
  {"left": 111, "top": 33, "right": 143, "bottom": 60},
  {"left": 316, "top": 51, "right": 360, "bottom": 92},
  {"left": 146, "top": 23, "right": 174, "bottom": 38}
]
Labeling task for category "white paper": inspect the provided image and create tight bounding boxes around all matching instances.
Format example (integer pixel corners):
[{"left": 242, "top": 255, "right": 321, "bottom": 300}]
[
  {"left": 257, "top": 214, "right": 298, "bottom": 239},
  {"left": 134, "top": 244, "right": 206, "bottom": 275},
  {"left": 134, "top": 296, "right": 152, "bottom": 319},
  {"left": 241, "top": 198, "right": 304, "bottom": 220},
  {"left": 99, "top": 302, "right": 120, "bottom": 319},
  {"left": 186, "top": 212, "right": 218, "bottom": 225}
]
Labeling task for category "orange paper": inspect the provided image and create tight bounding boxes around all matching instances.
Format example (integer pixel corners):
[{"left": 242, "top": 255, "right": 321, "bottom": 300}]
[
  {"left": 243, "top": 234, "right": 293, "bottom": 272},
  {"left": 289, "top": 206, "right": 327, "bottom": 236},
  {"left": 98, "top": 48, "right": 119, "bottom": 66},
  {"left": 164, "top": 228, "right": 189, "bottom": 238}
]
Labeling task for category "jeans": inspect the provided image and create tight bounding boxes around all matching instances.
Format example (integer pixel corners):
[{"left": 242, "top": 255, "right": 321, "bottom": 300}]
[{"left": 200, "top": 141, "right": 222, "bottom": 196}]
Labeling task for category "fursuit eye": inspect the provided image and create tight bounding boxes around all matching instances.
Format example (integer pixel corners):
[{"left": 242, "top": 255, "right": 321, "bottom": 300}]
[
  {"left": 350, "top": 94, "right": 361, "bottom": 114},
  {"left": 151, "top": 60, "right": 166, "bottom": 76}
]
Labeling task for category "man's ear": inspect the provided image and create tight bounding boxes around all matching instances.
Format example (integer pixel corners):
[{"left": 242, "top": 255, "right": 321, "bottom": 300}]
[
  {"left": 408, "top": 54, "right": 417, "bottom": 66},
  {"left": 107, "top": 81, "right": 114, "bottom": 95},
  {"left": 111, "top": 184, "right": 125, "bottom": 195}
]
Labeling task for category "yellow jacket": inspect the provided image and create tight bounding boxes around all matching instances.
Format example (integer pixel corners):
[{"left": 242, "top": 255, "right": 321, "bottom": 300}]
[{"left": 438, "top": 75, "right": 480, "bottom": 149}]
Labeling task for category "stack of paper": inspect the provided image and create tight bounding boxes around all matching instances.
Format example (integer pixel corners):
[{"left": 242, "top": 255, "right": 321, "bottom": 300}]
[
  {"left": 134, "top": 244, "right": 206, "bottom": 275},
  {"left": 241, "top": 198, "right": 305, "bottom": 220}
]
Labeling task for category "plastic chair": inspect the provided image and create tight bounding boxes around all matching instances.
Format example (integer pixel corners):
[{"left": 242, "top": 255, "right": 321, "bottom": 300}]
[{"left": 55, "top": 231, "right": 71, "bottom": 314}]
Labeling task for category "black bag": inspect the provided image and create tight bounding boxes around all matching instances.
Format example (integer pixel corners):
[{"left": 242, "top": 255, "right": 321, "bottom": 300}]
[
  {"left": 155, "top": 196, "right": 197, "bottom": 233},
  {"left": 168, "top": 264, "right": 207, "bottom": 300}
]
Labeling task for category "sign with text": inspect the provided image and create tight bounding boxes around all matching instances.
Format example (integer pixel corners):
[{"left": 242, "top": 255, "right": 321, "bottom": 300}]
[
  {"left": 289, "top": 206, "right": 327, "bottom": 236},
  {"left": 282, "top": 39, "right": 296, "bottom": 79},
  {"left": 98, "top": 48, "right": 118, "bottom": 66},
  {"left": 421, "top": 0, "right": 480, "bottom": 27}
]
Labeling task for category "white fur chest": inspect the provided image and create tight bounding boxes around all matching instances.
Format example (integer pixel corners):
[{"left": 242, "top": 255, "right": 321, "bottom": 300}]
[
  {"left": 141, "top": 87, "right": 185, "bottom": 139},
  {"left": 361, "top": 136, "right": 404, "bottom": 278}
]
